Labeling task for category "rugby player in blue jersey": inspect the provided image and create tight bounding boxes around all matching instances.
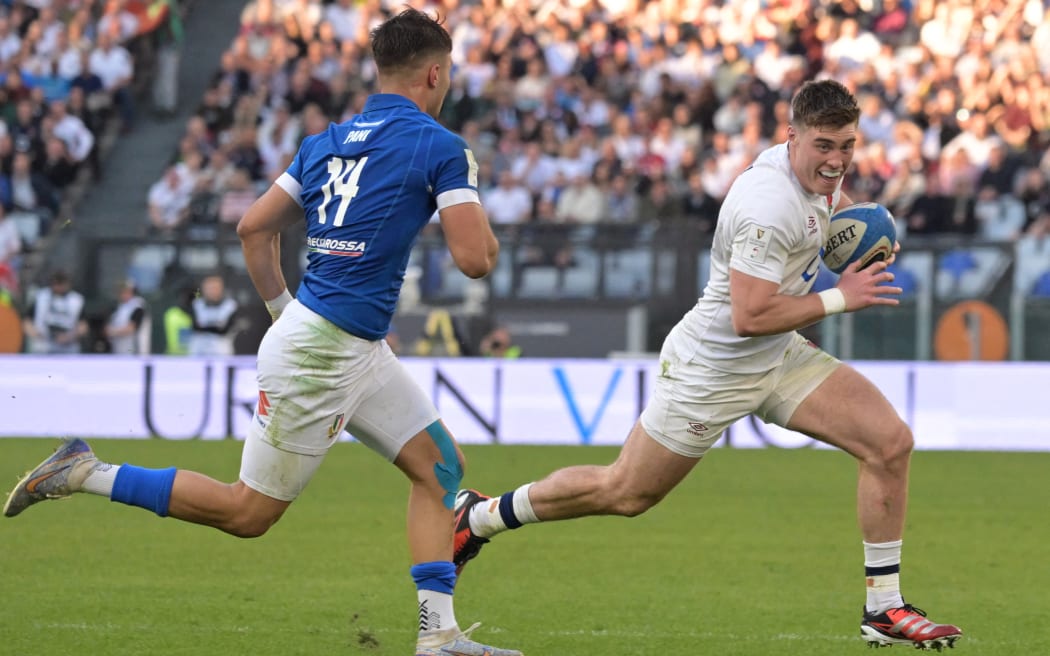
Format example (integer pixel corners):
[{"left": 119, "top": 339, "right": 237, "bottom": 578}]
[{"left": 4, "top": 9, "right": 520, "bottom": 656}]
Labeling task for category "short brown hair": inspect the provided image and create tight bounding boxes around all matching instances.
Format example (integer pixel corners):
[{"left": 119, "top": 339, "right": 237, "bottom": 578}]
[
  {"left": 369, "top": 9, "right": 452, "bottom": 76},
  {"left": 790, "top": 80, "right": 860, "bottom": 130}
]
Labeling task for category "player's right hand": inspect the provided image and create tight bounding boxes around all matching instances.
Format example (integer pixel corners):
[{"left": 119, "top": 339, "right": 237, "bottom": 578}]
[{"left": 836, "top": 260, "right": 902, "bottom": 311}]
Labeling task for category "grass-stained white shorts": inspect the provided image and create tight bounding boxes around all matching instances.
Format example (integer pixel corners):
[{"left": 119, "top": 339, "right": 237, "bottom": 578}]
[
  {"left": 240, "top": 300, "right": 439, "bottom": 501},
  {"left": 640, "top": 329, "right": 840, "bottom": 458}
]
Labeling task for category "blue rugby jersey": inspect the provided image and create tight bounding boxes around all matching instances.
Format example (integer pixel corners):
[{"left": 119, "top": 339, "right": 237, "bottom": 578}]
[{"left": 275, "top": 94, "right": 480, "bottom": 340}]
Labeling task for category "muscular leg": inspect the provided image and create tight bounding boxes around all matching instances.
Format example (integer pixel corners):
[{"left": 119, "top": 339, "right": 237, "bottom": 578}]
[
  {"left": 167, "top": 473, "right": 291, "bottom": 539},
  {"left": 528, "top": 420, "right": 701, "bottom": 521},
  {"left": 394, "top": 422, "right": 465, "bottom": 563},
  {"left": 785, "top": 363, "right": 913, "bottom": 543}
]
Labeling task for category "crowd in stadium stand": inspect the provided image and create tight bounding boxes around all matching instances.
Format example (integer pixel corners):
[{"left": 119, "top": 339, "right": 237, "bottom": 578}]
[
  {"left": 0, "top": 0, "right": 181, "bottom": 298},
  {"left": 155, "top": 0, "right": 1050, "bottom": 266},
  {"left": 0, "top": 0, "right": 1041, "bottom": 308}
]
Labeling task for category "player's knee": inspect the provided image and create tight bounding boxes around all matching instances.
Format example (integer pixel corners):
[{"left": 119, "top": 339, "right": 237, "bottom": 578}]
[
  {"left": 606, "top": 479, "right": 665, "bottom": 517},
  {"left": 612, "top": 490, "right": 663, "bottom": 517},
  {"left": 226, "top": 509, "right": 282, "bottom": 538},
  {"left": 223, "top": 485, "right": 288, "bottom": 538},
  {"left": 863, "top": 420, "right": 913, "bottom": 468},
  {"left": 885, "top": 421, "right": 914, "bottom": 461}
]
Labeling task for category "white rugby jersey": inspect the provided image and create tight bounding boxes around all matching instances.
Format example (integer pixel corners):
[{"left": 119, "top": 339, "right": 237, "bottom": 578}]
[{"left": 684, "top": 142, "right": 841, "bottom": 373}]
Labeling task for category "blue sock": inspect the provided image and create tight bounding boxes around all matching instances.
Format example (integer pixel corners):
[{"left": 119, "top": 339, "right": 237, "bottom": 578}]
[
  {"left": 110, "top": 465, "right": 178, "bottom": 517},
  {"left": 410, "top": 561, "right": 457, "bottom": 594}
]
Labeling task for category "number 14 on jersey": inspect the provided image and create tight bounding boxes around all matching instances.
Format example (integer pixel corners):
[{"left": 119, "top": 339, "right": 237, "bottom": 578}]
[{"left": 318, "top": 156, "right": 368, "bottom": 226}]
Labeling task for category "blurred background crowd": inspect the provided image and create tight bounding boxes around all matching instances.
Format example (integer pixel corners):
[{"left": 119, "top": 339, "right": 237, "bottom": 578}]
[
  {"left": 155, "top": 0, "right": 1050, "bottom": 240},
  {"left": 1, "top": 0, "right": 1049, "bottom": 357}
]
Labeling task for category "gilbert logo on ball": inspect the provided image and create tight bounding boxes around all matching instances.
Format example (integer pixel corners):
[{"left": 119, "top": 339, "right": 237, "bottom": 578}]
[{"left": 821, "top": 202, "right": 896, "bottom": 275}]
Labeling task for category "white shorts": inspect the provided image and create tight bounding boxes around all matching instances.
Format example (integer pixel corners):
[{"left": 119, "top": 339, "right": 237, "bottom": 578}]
[
  {"left": 640, "top": 330, "right": 840, "bottom": 458},
  {"left": 239, "top": 300, "right": 439, "bottom": 501}
]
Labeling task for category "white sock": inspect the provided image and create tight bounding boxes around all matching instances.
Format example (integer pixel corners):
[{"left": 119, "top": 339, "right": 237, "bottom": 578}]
[
  {"left": 470, "top": 483, "right": 537, "bottom": 539},
  {"left": 81, "top": 462, "right": 120, "bottom": 497},
  {"left": 864, "top": 540, "right": 905, "bottom": 613},
  {"left": 417, "top": 590, "right": 457, "bottom": 634},
  {"left": 512, "top": 482, "right": 538, "bottom": 523}
]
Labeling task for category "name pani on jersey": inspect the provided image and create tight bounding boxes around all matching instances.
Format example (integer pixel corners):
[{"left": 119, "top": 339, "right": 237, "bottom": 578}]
[
  {"left": 307, "top": 236, "right": 367, "bottom": 257},
  {"left": 342, "top": 129, "right": 372, "bottom": 143}
]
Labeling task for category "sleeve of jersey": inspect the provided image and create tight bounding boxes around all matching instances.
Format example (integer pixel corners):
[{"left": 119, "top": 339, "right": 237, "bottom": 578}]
[
  {"left": 729, "top": 221, "right": 795, "bottom": 284},
  {"left": 432, "top": 133, "right": 480, "bottom": 211},
  {"left": 274, "top": 138, "right": 309, "bottom": 208}
]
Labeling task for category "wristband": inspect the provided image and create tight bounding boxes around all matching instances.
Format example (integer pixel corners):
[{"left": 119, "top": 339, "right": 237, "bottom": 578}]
[
  {"left": 818, "top": 288, "right": 846, "bottom": 316},
  {"left": 265, "top": 289, "right": 293, "bottom": 319}
]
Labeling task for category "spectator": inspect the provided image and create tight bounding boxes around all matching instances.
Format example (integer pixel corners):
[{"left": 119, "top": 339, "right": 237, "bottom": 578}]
[
  {"left": 104, "top": 279, "right": 148, "bottom": 354},
  {"left": 878, "top": 153, "right": 927, "bottom": 219},
  {"left": 147, "top": 164, "right": 193, "bottom": 235},
  {"left": 0, "top": 15, "right": 20, "bottom": 65},
  {"left": 323, "top": 0, "right": 360, "bottom": 45},
  {"left": 555, "top": 172, "right": 605, "bottom": 224},
  {"left": 195, "top": 146, "right": 237, "bottom": 197},
  {"left": 48, "top": 98, "right": 95, "bottom": 167},
  {"left": 188, "top": 274, "right": 239, "bottom": 356},
  {"left": 482, "top": 170, "right": 533, "bottom": 225},
  {"left": 163, "top": 286, "right": 195, "bottom": 355},
  {"left": 1016, "top": 167, "right": 1050, "bottom": 234},
  {"left": 479, "top": 325, "right": 521, "bottom": 358},
  {"left": 0, "top": 205, "right": 21, "bottom": 290},
  {"left": 256, "top": 101, "right": 300, "bottom": 181},
  {"left": 509, "top": 141, "right": 558, "bottom": 197},
  {"left": 639, "top": 176, "right": 684, "bottom": 228},
  {"left": 88, "top": 30, "right": 134, "bottom": 130},
  {"left": 96, "top": 0, "right": 140, "bottom": 45},
  {"left": 10, "top": 98, "right": 44, "bottom": 163},
  {"left": 22, "top": 269, "right": 88, "bottom": 354},
  {"left": 681, "top": 170, "right": 719, "bottom": 233},
  {"left": 40, "top": 134, "right": 78, "bottom": 190},
  {"left": 217, "top": 167, "right": 259, "bottom": 225},
  {"left": 8, "top": 150, "right": 59, "bottom": 235}
]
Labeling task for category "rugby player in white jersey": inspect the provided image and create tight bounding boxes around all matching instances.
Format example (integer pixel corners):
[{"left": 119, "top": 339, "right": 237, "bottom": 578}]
[
  {"left": 4, "top": 9, "right": 521, "bottom": 656},
  {"left": 453, "top": 79, "right": 962, "bottom": 650}
]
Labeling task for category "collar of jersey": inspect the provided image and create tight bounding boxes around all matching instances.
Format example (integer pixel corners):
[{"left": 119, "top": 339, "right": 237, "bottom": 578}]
[{"left": 362, "top": 93, "right": 420, "bottom": 113}]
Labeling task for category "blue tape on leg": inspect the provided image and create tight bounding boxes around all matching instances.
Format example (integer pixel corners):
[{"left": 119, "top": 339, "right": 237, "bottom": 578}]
[{"left": 425, "top": 420, "right": 462, "bottom": 510}]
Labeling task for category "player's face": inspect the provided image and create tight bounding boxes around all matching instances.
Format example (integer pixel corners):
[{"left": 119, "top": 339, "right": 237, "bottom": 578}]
[{"left": 788, "top": 123, "right": 856, "bottom": 195}]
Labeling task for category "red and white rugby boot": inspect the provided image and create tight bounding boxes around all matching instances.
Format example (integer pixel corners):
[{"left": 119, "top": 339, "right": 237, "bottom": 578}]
[
  {"left": 452, "top": 489, "right": 490, "bottom": 575},
  {"left": 861, "top": 603, "right": 962, "bottom": 650}
]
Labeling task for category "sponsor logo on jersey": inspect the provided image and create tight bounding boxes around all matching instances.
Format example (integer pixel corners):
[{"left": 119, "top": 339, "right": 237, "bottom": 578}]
[
  {"left": 306, "top": 236, "right": 367, "bottom": 257},
  {"left": 801, "top": 254, "right": 820, "bottom": 281}
]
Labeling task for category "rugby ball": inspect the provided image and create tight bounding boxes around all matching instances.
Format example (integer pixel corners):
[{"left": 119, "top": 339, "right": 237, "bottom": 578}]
[{"left": 821, "top": 202, "right": 896, "bottom": 275}]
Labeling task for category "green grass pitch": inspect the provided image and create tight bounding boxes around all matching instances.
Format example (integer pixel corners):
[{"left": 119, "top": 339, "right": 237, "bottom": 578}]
[{"left": 1, "top": 438, "right": 1047, "bottom": 655}]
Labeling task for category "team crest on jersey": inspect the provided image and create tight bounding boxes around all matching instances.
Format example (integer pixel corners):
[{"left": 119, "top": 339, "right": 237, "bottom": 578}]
[
  {"left": 807, "top": 216, "right": 818, "bottom": 235},
  {"left": 327, "top": 413, "right": 345, "bottom": 440}
]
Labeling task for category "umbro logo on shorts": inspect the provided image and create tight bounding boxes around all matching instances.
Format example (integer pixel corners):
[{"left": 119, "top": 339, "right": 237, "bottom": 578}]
[{"left": 687, "top": 422, "right": 708, "bottom": 436}]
